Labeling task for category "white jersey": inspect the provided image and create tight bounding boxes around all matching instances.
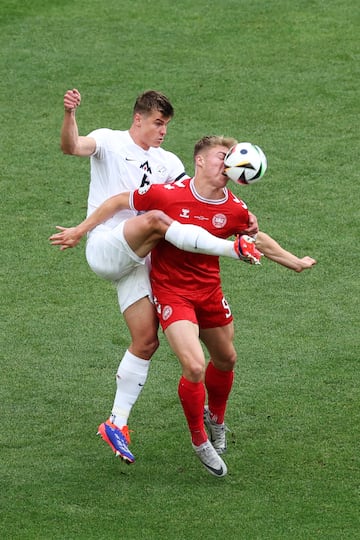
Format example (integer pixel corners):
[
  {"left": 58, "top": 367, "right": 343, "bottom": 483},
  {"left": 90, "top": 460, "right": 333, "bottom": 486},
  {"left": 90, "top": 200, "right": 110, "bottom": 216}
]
[{"left": 87, "top": 128, "right": 187, "bottom": 233}]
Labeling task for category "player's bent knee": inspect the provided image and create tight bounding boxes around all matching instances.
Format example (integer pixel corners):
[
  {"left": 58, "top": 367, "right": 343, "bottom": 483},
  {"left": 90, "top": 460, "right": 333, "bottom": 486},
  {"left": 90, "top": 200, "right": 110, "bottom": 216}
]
[
  {"left": 226, "top": 352, "right": 237, "bottom": 370},
  {"left": 131, "top": 335, "right": 159, "bottom": 359},
  {"left": 214, "top": 351, "right": 237, "bottom": 371},
  {"left": 144, "top": 210, "right": 172, "bottom": 234}
]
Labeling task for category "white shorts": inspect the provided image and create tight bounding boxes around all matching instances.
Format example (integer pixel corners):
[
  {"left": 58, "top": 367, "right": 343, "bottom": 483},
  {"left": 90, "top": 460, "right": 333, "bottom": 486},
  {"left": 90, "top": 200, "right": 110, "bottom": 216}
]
[{"left": 86, "top": 223, "right": 152, "bottom": 313}]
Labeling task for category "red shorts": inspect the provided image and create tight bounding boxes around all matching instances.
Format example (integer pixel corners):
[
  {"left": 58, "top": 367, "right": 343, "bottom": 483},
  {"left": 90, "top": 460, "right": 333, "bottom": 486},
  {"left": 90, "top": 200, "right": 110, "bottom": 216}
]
[{"left": 152, "top": 284, "right": 233, "bottom": 331}]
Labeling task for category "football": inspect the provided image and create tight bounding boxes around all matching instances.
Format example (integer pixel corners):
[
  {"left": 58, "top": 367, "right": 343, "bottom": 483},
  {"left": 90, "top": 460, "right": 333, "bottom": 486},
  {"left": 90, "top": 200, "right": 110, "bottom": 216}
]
[{"left": 224, "top": 142, "right": 267, "bottom": 185}]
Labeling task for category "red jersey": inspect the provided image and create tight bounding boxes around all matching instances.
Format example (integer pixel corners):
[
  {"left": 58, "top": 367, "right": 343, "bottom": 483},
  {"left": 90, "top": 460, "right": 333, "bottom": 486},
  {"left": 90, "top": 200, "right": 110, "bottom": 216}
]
[{"left": 130, "top": 177, "right": 249, "bottom": 295}]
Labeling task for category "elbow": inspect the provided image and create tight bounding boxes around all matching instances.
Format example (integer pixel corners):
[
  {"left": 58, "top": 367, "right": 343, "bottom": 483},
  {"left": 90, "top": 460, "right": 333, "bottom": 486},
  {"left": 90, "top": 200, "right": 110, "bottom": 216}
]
[{"left": 60, "top": 143, "right": 75, "bottom": 155}]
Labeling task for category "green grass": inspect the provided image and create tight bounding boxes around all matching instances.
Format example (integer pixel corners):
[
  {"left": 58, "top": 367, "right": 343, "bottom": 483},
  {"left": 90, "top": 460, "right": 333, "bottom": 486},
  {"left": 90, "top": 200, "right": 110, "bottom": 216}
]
[{"left": 1, "top": 0, "right": 359, "bottom": 538}]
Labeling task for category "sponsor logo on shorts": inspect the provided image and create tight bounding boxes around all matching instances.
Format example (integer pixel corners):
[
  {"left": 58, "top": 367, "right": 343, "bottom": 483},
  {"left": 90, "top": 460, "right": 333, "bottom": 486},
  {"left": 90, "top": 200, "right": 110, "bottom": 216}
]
[
  {"left": 212, "top": 213, "right": 227, "bottom": 228},
  {"left": 162, "top": 305, "right": 173, "bottom": 321}
]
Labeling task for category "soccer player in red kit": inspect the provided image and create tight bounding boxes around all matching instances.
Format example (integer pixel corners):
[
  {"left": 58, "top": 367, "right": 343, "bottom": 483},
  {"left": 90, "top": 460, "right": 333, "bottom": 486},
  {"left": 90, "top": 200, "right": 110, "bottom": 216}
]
[
  {"left": 129, "top": 137, "right": 250, "bottom": 477},
  {"left": 50, "top": 135, "right": 316, "bottom": 476}
]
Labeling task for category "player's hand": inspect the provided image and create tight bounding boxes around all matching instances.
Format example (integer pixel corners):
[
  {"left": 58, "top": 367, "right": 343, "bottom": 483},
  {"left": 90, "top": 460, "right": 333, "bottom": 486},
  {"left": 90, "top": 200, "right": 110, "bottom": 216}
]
[
  {"left": 64, "top": 89, "right": 81, "bottom": 112},
  {"left": 235, "top": 234, "right": 263, "bottom": 265},
  {"left": 242, "top": 211, "right": 259, "bottom": 236},
  {"left": 49, "top": 226, "right": 83, "bottom": 250},
  {"left": 296, "top": 256, "right": 317, "bottom": 272}
]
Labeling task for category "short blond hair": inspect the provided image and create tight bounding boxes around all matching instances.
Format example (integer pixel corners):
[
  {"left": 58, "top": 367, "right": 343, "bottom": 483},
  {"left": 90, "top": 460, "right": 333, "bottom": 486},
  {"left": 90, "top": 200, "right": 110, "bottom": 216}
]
[{"left": 193, "top": 135, "right": 238, "bottom": 160}]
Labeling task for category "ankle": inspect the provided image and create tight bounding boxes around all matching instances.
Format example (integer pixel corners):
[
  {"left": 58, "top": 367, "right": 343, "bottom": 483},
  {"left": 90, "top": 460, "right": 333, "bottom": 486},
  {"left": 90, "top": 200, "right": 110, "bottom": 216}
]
[{"left": 191, "top": 429, "right": 208, "bottom": 447}]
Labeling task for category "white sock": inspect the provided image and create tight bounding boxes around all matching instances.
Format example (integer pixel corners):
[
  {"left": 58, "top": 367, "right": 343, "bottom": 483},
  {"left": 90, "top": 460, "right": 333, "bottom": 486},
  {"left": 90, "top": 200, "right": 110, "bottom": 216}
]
[
  {"left": 110, "top": 350, "right": 150, "bottom": 428},
  {"left": 165, "top": 221, "right": 238, "bottom": 259}
]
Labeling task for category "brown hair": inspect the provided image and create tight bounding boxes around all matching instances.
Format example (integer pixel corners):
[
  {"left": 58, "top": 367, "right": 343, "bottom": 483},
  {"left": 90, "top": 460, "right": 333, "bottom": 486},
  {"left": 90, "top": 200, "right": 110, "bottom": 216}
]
[
  {"left": 193, "top": 135, "right": 238, "bottom": 160},
  {"left": 133, "top": 90, "right": 174, "bottom": 118}
]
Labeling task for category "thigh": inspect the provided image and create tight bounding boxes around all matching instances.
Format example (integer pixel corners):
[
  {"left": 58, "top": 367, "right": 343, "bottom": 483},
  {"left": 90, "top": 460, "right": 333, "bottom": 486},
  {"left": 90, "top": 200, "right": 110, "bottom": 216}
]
[
  {"left": 165, "top": 320, "right": 206, "bottom": 382},
  {"left": 115, "top": 263, "right": 152, "bottom": 313},
  {"left": 86, "top": 225, "right": 144, "bottom": 281},
  {"left": 123, "top": 210, "right": 172, "bottom": 258},
  {"left": 200, "top": 322, "right": 236, "bottom": 371}
]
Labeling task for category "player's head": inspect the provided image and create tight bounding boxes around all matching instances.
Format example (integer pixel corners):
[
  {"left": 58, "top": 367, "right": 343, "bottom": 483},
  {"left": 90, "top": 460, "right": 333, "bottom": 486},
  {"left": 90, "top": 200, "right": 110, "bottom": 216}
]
[
  {"left": 131, "top": 91, "right": 174, "bottom": 149},
  {"left": 133, "top": 90, "right": 174, "bottom": 119},
  {"left": 193, "top": 135, "right": 237, "bottom": 161},
  {"left": 193, "top": 136, "right": 238, "bottom": 182}
]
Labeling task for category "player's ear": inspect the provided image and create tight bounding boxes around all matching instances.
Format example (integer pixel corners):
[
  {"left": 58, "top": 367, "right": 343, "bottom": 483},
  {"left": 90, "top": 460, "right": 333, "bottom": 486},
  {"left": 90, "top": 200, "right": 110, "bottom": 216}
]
[
  {"left": 195, "top": 154, "right": 204, "bottom": 167},
  {"left": 134, "top": 112, "right": 142, "bottom": 126}
]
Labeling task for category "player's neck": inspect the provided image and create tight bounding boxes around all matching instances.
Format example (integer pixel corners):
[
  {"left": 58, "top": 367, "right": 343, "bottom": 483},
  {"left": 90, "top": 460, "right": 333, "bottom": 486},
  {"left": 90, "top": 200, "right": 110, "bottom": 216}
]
[
  {"left": 192, "top": 176, "right": 226, "bottom": 200},
  {"left": 128, "top": 127, "right": 150, "bottom": 151}
]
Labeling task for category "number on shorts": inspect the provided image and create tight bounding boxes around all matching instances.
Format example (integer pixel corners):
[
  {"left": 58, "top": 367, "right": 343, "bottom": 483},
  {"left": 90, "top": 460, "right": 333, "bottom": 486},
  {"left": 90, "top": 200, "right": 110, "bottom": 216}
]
[{"left": 222, "top": 297, "right": 232, "bottom": 318}]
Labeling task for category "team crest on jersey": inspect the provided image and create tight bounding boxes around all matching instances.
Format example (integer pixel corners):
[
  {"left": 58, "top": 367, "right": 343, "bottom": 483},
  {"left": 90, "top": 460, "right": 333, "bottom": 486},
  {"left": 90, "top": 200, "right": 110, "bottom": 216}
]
[
  {"left": 212, "top": 213, "right": 227, "bottom": 228},
  {"left": 162, "top": 305, "right": 173, "bottom": 321},
  {"left": 138, "top": 183, "right": 151, "bottom": 195}
]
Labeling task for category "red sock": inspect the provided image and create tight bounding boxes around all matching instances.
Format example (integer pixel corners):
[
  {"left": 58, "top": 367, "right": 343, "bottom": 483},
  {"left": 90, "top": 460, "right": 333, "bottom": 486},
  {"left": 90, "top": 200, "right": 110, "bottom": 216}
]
[
  {"left": 205, "top": 361, "right": 234, "bottom": 424},
  {"left": 178, "top": 376, "right": 207, "bottom": 446}
]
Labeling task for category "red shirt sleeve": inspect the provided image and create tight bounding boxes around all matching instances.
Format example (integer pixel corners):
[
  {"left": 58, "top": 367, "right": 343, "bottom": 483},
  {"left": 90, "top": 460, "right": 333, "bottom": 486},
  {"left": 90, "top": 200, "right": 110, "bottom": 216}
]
[{"left": 130, "top": 183, "right": 166, "bottom": 212}]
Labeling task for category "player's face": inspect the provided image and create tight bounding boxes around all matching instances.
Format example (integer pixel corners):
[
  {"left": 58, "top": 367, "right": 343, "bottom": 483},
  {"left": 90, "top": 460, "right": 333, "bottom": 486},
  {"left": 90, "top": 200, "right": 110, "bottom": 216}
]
[
  {"left": 135, "top": 111, "right": 172, "bottom": 149},
  {"left": 202, "top": 146, "right": 230, "bottom": 185}
]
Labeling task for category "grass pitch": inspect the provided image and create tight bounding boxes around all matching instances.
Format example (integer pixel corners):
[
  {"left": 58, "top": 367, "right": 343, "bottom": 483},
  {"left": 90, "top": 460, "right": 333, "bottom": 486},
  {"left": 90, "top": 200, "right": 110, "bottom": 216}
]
[{"left": 1, "top": 1, "right": 359, "bottom": 538}]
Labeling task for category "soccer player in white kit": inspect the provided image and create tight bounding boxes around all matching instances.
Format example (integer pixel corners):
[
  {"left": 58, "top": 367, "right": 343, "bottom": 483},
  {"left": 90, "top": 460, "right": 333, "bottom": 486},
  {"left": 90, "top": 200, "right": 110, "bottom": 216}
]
[{"left": 60, "top": 89, "right": 260, "bottom": 463}]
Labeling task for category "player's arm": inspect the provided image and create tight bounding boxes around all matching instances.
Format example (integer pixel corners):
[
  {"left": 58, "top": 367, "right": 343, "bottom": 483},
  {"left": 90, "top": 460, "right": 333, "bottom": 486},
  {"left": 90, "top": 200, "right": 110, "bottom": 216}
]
[
  {"left": 49, "top": 192, "right": 131, "bottom": 250},
  {"left": 255, "top": 231, "right": 317, "bottom": 272},
  {"left": 61, "top": 89, "right": 96, "bottom": 156}
]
